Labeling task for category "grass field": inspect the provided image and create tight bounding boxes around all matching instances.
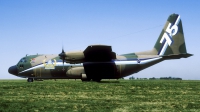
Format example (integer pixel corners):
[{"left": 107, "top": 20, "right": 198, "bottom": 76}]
[{"left": 0, "top": 79, "right": 200, "bottom": 112}]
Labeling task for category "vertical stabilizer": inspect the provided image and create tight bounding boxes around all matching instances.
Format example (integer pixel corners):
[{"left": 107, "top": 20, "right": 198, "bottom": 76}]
[{"left": 154, "top": 14, "right": 188, "bottom": 56}]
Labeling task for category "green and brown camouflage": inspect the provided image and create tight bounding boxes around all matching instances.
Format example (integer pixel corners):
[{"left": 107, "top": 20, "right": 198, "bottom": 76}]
[
  {"left": 8, "top": 14, "right": 192, "bottom": 82},
  {"left": 154, "top": 13, "right": 187, "bottom": 55}
]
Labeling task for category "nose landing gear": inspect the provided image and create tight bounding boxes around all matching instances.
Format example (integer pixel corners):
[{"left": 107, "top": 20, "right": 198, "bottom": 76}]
[{"left": 27, "top": 78, "right": 34, "bottom": 82}]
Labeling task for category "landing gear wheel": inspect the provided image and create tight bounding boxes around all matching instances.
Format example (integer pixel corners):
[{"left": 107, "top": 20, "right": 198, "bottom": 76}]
[{"left": 27, "top": 78, "right": 34, "bottom": 82}]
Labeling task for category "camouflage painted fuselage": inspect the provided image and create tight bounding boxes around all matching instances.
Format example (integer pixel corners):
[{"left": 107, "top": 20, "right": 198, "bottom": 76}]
[{"left": 15, "top": 53, "right": 162, "bottom": 79}]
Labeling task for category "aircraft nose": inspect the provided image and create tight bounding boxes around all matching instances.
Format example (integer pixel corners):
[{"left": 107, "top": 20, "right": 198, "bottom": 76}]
[{"left": 8, "top": 65, "right": 18, "bottom": 75}]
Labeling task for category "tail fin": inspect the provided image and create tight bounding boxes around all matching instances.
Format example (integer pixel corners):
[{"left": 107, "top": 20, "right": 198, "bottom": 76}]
[{"left": 154, "top": 13, "right": 192, "bottom": 58}]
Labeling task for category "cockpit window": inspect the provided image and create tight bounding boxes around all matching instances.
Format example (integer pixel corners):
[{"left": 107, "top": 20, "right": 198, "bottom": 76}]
[
  {"left": 20, "top": 59, "right": 25, "bottom": 62},
  {"left": 20, "top": 58, "right": 27, "bottom": 63}
]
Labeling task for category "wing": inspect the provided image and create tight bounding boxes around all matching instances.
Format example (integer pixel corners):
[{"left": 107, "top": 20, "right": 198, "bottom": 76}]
[
  {"left": 59, "top": 45, "right": 116, "bottom": 64},
  {"left": 83, "top": 45, "right": 116, "bottom": 62}
]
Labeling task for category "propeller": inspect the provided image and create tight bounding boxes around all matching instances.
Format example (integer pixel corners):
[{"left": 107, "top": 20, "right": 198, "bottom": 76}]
[{"left": 59, "top": 47, "right": 66, "bottom": 70}]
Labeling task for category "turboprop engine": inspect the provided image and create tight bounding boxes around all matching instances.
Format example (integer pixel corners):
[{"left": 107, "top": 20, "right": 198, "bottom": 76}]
[
  {"left": 64, "top": 51, "right": 85, "bottom": 64},
  {"left": 59, "top": 50, "right": 85, "bottom": 64},
  {"left": 66, "top": 67, "right": 87, "bottom": 79}
]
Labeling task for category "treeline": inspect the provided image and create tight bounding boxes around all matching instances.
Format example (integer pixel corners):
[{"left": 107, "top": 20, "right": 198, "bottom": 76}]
[{"left": 128, "top": 76, "right": 182, "bottom": 80}]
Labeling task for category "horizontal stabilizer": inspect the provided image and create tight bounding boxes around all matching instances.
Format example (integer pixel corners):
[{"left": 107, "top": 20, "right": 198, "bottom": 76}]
[{"left": 162, "top": 53, "right": 193, "bottom": 59}]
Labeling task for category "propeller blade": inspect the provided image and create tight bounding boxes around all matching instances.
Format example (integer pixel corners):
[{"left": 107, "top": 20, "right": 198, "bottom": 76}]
[{"left": 59, "top": 46, "right": 66, "bottom": 71}]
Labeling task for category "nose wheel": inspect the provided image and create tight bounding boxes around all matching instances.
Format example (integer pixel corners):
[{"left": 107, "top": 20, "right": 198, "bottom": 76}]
[{"left": 27, "top": 78, "right": 34, "bottom": 82}]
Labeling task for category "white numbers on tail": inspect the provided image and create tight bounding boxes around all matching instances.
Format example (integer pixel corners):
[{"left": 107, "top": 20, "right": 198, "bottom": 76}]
[{"left": 159, "top": 15, "right": 180, "bottom": 55}]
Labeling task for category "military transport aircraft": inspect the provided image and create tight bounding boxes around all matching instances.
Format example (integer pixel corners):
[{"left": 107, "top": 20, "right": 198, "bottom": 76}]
[{"left": 8, "top": 14, "right": 192, "bottom": 82}]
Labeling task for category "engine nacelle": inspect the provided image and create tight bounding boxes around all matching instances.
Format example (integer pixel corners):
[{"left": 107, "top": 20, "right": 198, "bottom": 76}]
[
  {"left": 64, "top": 51, "right": 85, "bottom": 64},
  {"left": 66, "top": 67, "right": 85, "bottom": 78}
]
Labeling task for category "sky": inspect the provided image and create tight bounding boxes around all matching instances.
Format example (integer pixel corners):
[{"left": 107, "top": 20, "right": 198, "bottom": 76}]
[{"left": 0, "top": 0, "right": 199, "bottom": 80}]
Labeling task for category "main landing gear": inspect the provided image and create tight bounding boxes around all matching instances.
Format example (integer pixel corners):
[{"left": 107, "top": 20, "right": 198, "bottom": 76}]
[{"left": 27, "top": 78, "right": 34, "bottom": 82}]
